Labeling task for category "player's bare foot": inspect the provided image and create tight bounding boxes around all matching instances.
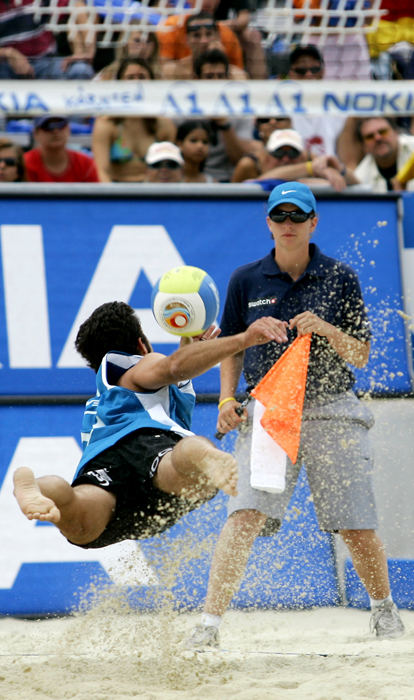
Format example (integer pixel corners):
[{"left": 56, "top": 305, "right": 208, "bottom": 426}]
[
  {"left": 13, "top": 467, "right": 61, "bottom": 523},
  {"left": 197, "top": 445, "right": 238, "bottom": 497}
]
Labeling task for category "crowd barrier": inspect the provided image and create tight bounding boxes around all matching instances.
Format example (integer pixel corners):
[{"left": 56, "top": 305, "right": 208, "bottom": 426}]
[
  {"left": 1, "top": 79, "right": 413, "bottom": 118},
  {"left": 1, "top": 184, "right": 413, "bottom": 615}
]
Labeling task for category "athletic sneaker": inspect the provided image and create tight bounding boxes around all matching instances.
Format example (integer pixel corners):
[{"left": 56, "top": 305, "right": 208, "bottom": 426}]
[
  {"left": 184, "top": 624, "right": 219, "bottom": 649},
  {"left": 370, "top": 600, "right": 405, "bottom": 639}
]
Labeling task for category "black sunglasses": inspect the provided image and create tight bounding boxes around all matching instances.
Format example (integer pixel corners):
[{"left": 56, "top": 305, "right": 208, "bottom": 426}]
[
  {"left": 256, "top": 117, "right": 288, "bottom": 125},
  {"left": 269, "top": 210, "right": 314, "bottom": 223},
  {"left": 270, "top": 146, "right": 301, "bottom": 160},
  {"left": 0, "top": 156, "right": 17, "bottom": 166},
  {"left": 292, "top": 65, "right": 322, "bottom": 76},
  {"left": 149, "top": 160, "right": 180, "bottom": 170}
]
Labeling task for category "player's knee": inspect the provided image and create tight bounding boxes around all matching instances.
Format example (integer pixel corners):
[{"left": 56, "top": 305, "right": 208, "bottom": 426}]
[{"left": 228, "top": 509, "right": 267, "bottom": 537}]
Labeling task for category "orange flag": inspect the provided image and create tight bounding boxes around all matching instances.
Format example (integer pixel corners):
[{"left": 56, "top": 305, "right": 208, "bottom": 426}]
[{"left": 251, "top": 334, "right": 311, "bottom": 464}]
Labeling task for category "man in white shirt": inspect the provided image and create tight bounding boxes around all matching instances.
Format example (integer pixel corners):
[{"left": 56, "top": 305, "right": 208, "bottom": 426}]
[{"left": 355, "top": 117, "right": 414, "bottom": 192}]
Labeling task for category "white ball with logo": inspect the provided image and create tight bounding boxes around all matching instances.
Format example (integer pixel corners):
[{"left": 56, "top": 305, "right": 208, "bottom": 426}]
[{"left": 151, "top": 265, "right": 220, "bottom": 337}]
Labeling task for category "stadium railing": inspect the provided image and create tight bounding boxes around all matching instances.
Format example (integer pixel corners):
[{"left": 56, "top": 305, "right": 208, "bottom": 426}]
[{"left": 28, "top": 0, "right": 386, "bottom": 52}]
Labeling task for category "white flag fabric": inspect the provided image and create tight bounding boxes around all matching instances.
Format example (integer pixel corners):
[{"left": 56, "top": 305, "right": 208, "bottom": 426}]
[{"left": 250, "top": 400, "right": 287, "bottom": 494}]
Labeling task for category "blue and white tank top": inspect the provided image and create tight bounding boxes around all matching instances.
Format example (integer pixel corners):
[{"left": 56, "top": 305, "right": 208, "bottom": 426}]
[{"left": 74, "top": 351, "right": 195, "bottom": 478}]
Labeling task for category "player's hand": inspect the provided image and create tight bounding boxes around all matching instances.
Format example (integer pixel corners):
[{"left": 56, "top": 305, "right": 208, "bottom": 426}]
[
  {"left": 244, "top": 317, "right": 288, "bottom": 347},
  {"left": 391, "top": 176, "right": 404, "bottom": 192},
  {"left": 289, "top": 311, "right": 329, "bottom": 336},
  {"left": 197, "top": 324, "right": 221, "bottom": 341},
  {"left": 311, "top": 156, "right": 347, "bottom": 192},
  {"left": 217, "top": 399, "right": 246, "bottom": 435},
  {"left": 179, "top": 325, "right": 221, "bottom": 347}
]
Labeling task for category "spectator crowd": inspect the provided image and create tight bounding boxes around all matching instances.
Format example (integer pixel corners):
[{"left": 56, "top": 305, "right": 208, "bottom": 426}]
[{"left": 0, "top": 0, "right": 414, "bottom": 190}]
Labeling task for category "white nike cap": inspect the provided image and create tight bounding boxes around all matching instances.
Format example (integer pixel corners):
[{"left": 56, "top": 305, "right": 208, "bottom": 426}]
[{"left": 266, "top": 129, "right": 304, "bottom": 155}]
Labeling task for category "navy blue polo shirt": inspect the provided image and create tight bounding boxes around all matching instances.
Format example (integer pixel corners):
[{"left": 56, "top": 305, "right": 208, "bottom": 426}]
[{"left": 220, "top": 243, "right": 371, "bottom": 399}]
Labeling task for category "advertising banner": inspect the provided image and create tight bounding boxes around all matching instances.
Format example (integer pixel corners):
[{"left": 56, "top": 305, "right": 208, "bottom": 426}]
[
  {"left": 0, "top": 193, "right": 411, "bottom": 396},
  {"left": 0, "top": 79, "right": 413, "bottom": 118}
]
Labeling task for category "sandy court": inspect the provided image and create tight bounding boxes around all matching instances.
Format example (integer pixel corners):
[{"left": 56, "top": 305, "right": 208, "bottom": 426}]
[{"left": 0, "top": 605, "right": 413, "bottom": 700}]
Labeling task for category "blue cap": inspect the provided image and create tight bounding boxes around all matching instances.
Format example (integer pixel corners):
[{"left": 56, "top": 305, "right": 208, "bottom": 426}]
[
  {"left": 267, "top": 181, "right": 317, "bottom": 215},
  {"left": 33, "top": 115, "right": 68, "bottom": 130}
]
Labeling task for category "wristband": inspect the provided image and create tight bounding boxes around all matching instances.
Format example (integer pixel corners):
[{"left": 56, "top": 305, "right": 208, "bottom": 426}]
[
  {"left": 218, "top": 397, "right": 236, "bottom": 410},
  {"left": 306, "top": 160, "right": 313, "bottom": 176},
  {"left": 216, "top": 122, "right": 231, "bottom": 131}
]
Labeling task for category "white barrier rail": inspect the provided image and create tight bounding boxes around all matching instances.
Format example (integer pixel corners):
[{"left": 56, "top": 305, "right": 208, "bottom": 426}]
[{"left": 1, "top": 78, "right": 413, "bottom": 117}]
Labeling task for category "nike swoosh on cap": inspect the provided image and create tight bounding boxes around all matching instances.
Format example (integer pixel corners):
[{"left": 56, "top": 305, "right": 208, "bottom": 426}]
[{"left": 281, "top": 190, "right": 296, "bottom": 194}]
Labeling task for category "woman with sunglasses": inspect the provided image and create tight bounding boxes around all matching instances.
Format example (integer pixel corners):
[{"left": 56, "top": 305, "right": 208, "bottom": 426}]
[
  {"left": 144, "top": 141, "right": 184, "bottom": 183},
  {"left": 186, "top": 180, "right": 405, "bottom": 649},
  {"left": 92, "top": 57, "right": 176, "bottom": 183},
  {"left": 0, "top": 139, "right": 26, "bottom": 182}
]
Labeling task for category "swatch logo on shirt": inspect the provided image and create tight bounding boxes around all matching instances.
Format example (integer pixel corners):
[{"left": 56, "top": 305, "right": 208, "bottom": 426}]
[{"left": 248, "top": 297, "right": 277, "bottom": 308}]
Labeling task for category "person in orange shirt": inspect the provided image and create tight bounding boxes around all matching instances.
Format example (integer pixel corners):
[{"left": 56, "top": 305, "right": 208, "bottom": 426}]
[
  {"left": 161, "top": 11, "right": 247, "bottom": 79},
  {"left": 157, "top": 8, "right": 244, "bottom": 70}
]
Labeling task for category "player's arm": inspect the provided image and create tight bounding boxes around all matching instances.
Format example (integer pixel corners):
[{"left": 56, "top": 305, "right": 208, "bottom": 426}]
[
  {"left": 120, "top": 317, "right": 288, "bottom": 391},
  {"left": 91, "top": 118, "right": 114, "bottom": 183},
  {"left": 216, "top": 353, "right": 246, "bottom": 435},
  {"left": 289, "top": 311, "right": 370, "bottom": 367}
]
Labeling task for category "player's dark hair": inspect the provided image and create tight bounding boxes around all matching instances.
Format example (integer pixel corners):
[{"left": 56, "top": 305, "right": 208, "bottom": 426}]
[
  {"left": 116, "top": 56, "right": 154, "bottom": 80},
  {"left": 75, "top": 301, "right": 151, "bottom": 372},
  {"left": 193, "top": 48, "right": 229, "bottom": 78},
  {"left": 289, "top": 44, "right": 324, "bottom": 68}
]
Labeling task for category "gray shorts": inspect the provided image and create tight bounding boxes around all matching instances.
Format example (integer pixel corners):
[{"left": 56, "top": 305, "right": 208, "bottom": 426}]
[{"left": 228, "top": 392, "right": 378, "bottom": 532}]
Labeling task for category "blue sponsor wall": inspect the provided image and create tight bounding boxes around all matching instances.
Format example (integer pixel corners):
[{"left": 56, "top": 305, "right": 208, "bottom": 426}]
[
  {"left": 0, "top": 403, "right": 339, "bottom": 616},
  {"left": 0, "top": 189, "right": 412, "bottom": 615},
  {"left": 0, "top": 190, "right": 411, "bottom": 396}
]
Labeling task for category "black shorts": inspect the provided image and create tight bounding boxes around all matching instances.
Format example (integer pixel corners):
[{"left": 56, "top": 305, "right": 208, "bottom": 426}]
[{"left": 71, "top": 428, "right": 203, "bottom": 548}]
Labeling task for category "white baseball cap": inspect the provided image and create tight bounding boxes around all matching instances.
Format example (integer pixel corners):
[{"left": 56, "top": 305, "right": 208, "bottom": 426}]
[
  {"left": 145, "top": 141, "right": 184, "bottom": 166},
  {"left": 266, "top": 129, "right": 304, "bottom": 155}
]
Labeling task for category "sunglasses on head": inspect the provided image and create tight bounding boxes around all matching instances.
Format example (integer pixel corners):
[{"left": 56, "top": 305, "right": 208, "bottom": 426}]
[
  {"left": 187, "top": 22, "right": 215, "bottom": 33},
  {"left": 269, "top": 209, "right": 314, "bottom": 223},
  {"left": 0, "top": 156, "right": 17, "bottom": 166},
  {"left": 292, "top": 65, "right": 322, "bottom": 76},
  {"left": 362, "top": 127, "right": 390, "bottom": 142},
  {"left": 270, "top": 146, "right": 301, "bottom": 160},
  {"left": 150, "top": 160, "right": 180, "bottom": 170}
]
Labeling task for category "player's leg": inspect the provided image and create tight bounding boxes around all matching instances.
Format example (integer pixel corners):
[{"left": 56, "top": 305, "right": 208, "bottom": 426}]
[
  {"left": 153, "top": 435, "right": 238, "bottom": 498},
  {"left": 340, "top": 528, "right": 390, "bottom": 599},
  {"left": 184, "top": 508, "right": 266, "bottom": 649},
  {"left": 204, "top": 509, "right": 267, "bottom": 615},
  {"left": 340, "top": 528, "right": 404, "bottom": 638},
  {"left": 185, "top": 414, "right": 299, "bottom": 648},
  {"left": 13, "top": 466, "right": 116, "bottom": 545},
  {"left": 302, "top": 394, "right": 404, "bottom": 638}
]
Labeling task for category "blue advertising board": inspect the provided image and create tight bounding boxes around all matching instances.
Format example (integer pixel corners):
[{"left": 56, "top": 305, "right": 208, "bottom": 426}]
[
  {"left": 1, "top": 190, "right": 412, "bottom": 616},
  {"left": 0, "top": 402, "right": 339, "bottom": 615},
  {"left": 0, "top": 192, "right": 411, "bottom": 396}
]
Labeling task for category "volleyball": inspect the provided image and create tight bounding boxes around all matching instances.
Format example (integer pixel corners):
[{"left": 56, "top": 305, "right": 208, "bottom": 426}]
[{"left": 151, "top": 265, "right": 220, "bottom": 337}]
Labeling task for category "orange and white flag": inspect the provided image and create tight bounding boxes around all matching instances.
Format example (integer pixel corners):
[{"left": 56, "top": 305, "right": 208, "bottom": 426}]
[{"left": 249, "top": 334, "right": 311, "bottom": 493}]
